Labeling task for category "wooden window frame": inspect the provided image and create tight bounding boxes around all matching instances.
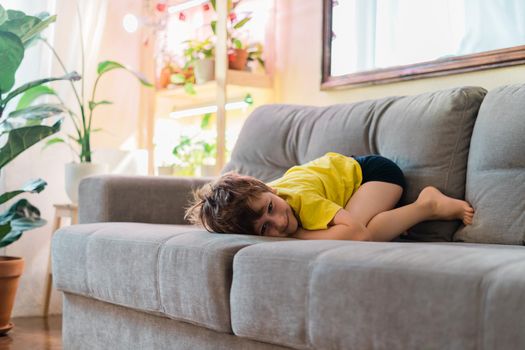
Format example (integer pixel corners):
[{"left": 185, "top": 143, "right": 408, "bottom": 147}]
[{"left": 321, "top": 0, "right": 525, "bottom": 90}]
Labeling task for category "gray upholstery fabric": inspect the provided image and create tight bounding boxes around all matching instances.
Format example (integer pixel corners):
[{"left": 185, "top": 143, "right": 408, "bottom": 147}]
[
  {"left": 231, "top": 240, "right": 525, "bottom": 350},
  {"left": 224, "top": 87, "right": 487, "bottom": 241},
  {"left": 455, "top": 84, "right": 525, "bottom": 244},
  {"left": 79, "top": 175, "right": 214, "bottom": 224},
  {"left": 52, "top": 222, "right": 286, "bottom": 333},
  {"left": 63, "top": 293, "right": 290, "bottom": 350}
]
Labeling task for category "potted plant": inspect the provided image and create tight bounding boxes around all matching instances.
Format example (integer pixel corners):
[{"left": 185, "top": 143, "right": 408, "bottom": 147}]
[
  {"left": 182, "top": 37, "right": 215, "bottom": 84},
  {"left": 0, "top": 5, "right": 76, "bottom": 335},
  {"left": 34, "top": 9, "right": 152, "bottom": 203}
]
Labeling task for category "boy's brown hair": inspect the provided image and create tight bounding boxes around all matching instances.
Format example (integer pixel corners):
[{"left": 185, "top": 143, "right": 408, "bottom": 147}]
[{"left": 185, "top": 172, "right": 273, "bottom": 235}]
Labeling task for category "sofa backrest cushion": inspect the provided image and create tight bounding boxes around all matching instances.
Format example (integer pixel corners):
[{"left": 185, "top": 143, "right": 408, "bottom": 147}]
[
  {"left": 455, "top": 84, "right": 525, "bottom": 245},
  {"left": 224, "top": 87, "right": 487, "bottom": 241}
]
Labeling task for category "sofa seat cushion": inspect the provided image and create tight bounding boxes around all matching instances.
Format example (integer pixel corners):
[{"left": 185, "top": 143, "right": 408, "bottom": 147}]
[
  {"left": 52, "top": 222, "right": 284, "bottom": 333},
  {"left": 231, "top": 241, "right": 525, "bottom": 350},
  {"left": 224, "top": 86, "right": 487, "bottom": 241}
]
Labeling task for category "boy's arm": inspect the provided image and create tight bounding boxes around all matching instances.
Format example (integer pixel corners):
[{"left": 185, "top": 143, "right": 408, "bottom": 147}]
[{"left": 292, "top": 209, "right": 371, "bottom": 241}]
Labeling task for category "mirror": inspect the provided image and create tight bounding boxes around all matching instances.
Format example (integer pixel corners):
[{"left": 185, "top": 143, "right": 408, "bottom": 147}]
[{"left": 322, "top": 0, "right": 525, "bottom": 89}]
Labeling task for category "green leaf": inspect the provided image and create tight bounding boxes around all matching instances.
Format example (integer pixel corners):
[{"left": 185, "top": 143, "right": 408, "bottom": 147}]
[
  {"left": 233, "top": 16, "right": 251, "bottom": 29},
  {"left": 0, "top": 31, "right": 24, "bottom": 94},
  {"left": 0, "top": 119, "right": 61, "bottom": 169},
  {"left": 8, "top": 103, "right": 68, "bottom": 121},
  {"left": 6, "top": 10, "right": 25, "bottom": 20},
  {"left": 184, "top": 82, "right": 196, "bottom": 95},
  {"left": 170, "top": 73, "right": 186, "bottom": 85},
  {"left": 210, "top": 0, "right": 216, "bottom": 11},
  {"left": 0, "top": 199, "right": 46, "bottom": 248},
  {"left": 211, "top": 20, "right": 216, "bottom": 35},
  {"left": 88, "top": 100, "right": 112, "bottom": 111},
  {"left": 233, "top": 38, "right": 243, "bottom": 49},
  {"left": 2, "top": 71, "right": 80, "bottom": 107},
  {"left": 20, "top": 14, "right": 56, "bottom": 46},
  {"left": 42, "top": 137, "right": 65, "bottom": 150},
  {"left": 97, "top": 60, "right": 153, "bottom": 87},
  {"left": 0, "top": 178, "right": 46, "bottom": 205},
  {"left": 16, "top": 85, "right": 57, "bottom": 110},
  {"left": 200, "top": 113, "right": 212, "bottom": 129},
  {"left": 0, "top": 14, "right": 39, "bottom": 39},
  {"left": 0, "top": 5, "right": 7, "bottom": 26}
]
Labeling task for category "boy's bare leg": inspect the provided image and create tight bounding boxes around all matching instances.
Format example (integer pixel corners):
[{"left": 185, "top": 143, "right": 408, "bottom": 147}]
[
  {"left": 344, "top": 181, "right": 403, "bottom": 226},
  {"left": 365, "top": 186, "right": 475, "bottom": 241}
]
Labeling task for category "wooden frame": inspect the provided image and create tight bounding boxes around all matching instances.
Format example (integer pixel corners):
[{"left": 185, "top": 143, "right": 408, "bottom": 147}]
[{"left": 321, "top": 0, "right": 525, "bottom": 90}]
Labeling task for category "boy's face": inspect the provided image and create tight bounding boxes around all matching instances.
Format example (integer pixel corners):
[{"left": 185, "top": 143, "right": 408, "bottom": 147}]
[{"left": 249, "top": 190, "right": 299, "bottom": 237}]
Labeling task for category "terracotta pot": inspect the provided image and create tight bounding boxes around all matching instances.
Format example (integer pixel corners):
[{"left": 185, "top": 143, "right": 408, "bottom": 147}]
[
  {"left": 0, "top": 256, "right": 24, "bottom": 335},
  {"left": 228, "top": 48, "right": 248, "bottom": 70}
]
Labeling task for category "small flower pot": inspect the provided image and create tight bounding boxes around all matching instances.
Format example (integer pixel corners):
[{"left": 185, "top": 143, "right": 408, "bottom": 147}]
[
  {"left": 228, "top": 49, "right": 248, "bottom": 70},
  {"left": 194, "top": 58, "right": 215, "bottom": 84},
  {"left": 0, "top": 256, "right": 24, "bottom": 335}
]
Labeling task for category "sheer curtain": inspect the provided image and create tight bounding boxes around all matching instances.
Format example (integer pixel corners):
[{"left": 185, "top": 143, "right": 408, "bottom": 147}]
[{"left": 1, "top": 0, "right": 108, "bottom": 316}]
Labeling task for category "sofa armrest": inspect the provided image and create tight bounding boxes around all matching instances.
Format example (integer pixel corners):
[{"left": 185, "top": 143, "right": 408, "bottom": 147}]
[{"left": 78, "top": 175, "right": 214, "bottom": 224}]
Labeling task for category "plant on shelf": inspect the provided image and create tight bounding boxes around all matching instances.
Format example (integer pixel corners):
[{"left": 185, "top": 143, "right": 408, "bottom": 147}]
[
  {"left": 0, "top": 5, "right": 77, "bottom": 335},
  {"left": 209, "top": 0, "right": 265, "bottom": 71},
  {"left": 182, "top": 37, "right": 215, "bottom": 85}
]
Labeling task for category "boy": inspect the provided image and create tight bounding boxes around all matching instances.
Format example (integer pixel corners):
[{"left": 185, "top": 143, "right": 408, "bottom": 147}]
[{"left": 185, "top": 153, "right": 474, "bottom": 241}]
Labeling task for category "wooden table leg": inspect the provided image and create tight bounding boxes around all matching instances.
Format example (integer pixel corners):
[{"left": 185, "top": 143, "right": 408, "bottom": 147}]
[{"left": 43, "top": 214, "right": 61, "bottom": 318}]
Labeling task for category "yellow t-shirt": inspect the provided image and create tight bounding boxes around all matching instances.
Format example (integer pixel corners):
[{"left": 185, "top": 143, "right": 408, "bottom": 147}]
[{"left": 268, "top": 152, "right": 362, "bottom": 230}]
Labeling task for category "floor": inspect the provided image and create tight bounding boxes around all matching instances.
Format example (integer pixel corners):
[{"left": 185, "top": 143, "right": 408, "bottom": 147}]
[{"left": 0, "top": 316, "right": 62, "bottom": 350}]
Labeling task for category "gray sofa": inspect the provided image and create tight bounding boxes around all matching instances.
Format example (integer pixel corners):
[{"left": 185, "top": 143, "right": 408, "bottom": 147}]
[{"left": 52, "top": 84, "right": 525, "bottom": 349}]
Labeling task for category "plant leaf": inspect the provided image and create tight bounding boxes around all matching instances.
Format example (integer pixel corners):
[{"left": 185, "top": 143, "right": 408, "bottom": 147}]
[
  {"left": 170, "top": 73, "right": 186, "bottom": 84},
  {"left": 0, "top": 178, "right": 46, "bottom": 205},
  {"left": 0, "top": 31, "right": 24, "bottom": 94},
  {"left": 16, "top": 85, "right": 57, "bottom": 110},
  {"left": 0, "top": 119, "right": 61, "bottom": 169},
  {"left": 20, "top": 14, "right": 56, "bottom": 46},
  {"left": 42, "top": 136, "right": 65, "bottom": 150},
  {"left": 0, "top": 5, "right": 7, "bottom": 26},
  {"left": 184, "top": 82, "right": 196, "bottom": 95},
  {"left": 233, "top": 16, "right": 251, "bottom": 29},
  {"left": 200, "top": 113, "right": 212, "bottom": 129},
  {"left": 211, "top": 20, "right": 216, "bottom": 35},
  {"left": 0, "top": 198, "right": 46, "bottom": 248},
  {"left": 8, "top": 103, "right": 67, "bottom": 121},
  {"left": 233, "top": 38, "right": 243, "bottom": 49},
  {"left": 97, "top": 60, "right": 153, "bottom": 87},
  {"left": 2, "top": 71, "right": 80, "bottom": 107},
  {"left": 0, "top": 13, "right": 39, "bottom": 40},
  {"left": 88, "top": 100, "right": 112, "bottom": 111}
]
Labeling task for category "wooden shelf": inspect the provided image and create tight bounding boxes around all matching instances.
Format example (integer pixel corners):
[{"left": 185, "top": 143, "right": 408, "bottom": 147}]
[{"left": 155, "top": 70, "right": 272, "bottom": 110}]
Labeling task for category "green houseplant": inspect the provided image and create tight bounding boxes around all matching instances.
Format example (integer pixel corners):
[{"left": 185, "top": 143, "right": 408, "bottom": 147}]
[
  {"left": 35, "top": 4, "right": 152, "bottom": 202},
  {"left": 182, "top": 37, "right": 215, "bottom": 85},
  {"left": 0, "top": 5, "right": 77, "bottom": 335}
]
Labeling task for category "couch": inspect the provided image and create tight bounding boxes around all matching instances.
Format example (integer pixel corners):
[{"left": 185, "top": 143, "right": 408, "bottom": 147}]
[{"left": 52, "top": 84, "right": 525, "bottom": 349}]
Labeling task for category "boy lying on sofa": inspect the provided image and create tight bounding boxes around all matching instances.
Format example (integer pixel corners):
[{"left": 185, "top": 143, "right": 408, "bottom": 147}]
[{"left": 185, "top": 152, "right": 474, "bottom": 241}]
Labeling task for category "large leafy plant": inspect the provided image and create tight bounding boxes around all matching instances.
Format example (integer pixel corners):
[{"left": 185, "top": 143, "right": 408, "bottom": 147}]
[
  {"left": 39, "top": 7, "right": 153, "bottom": 163},
  {"left": 0, "top": 5, "right": 79, "bottom": 248}
]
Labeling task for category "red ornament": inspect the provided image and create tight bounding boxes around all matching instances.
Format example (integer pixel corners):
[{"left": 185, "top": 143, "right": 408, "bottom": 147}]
[
  {"left": 203, "top": 3, "right": 210, "bottom": 11},
  {"left": 179, "top": 12, "right": 186, "bottom": 21},
  {"left": 228, "top": 12, "right": 236, "bottom": 21},
  {"left": 156, "top": 2, "right": 166, "bottom": 12}
]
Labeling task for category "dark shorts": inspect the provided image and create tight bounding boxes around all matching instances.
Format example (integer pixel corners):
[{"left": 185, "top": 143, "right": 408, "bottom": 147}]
[{"left": 354, "top": 155, "right": 406, "bottom": 189}]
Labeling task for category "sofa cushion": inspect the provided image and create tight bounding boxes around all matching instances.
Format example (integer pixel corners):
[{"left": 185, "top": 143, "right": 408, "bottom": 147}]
[
  {"left": 52, "top": 222, "right": 284, "bottom": 333},
  {"left": 230, "top": 241, "right": 525, "bottom": 350},
  {"left": 455, "top": 83, "right": 525, "bottom": 245},
  {"left": 224, "top": 86, "right": 487, "bottom": 241}
]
